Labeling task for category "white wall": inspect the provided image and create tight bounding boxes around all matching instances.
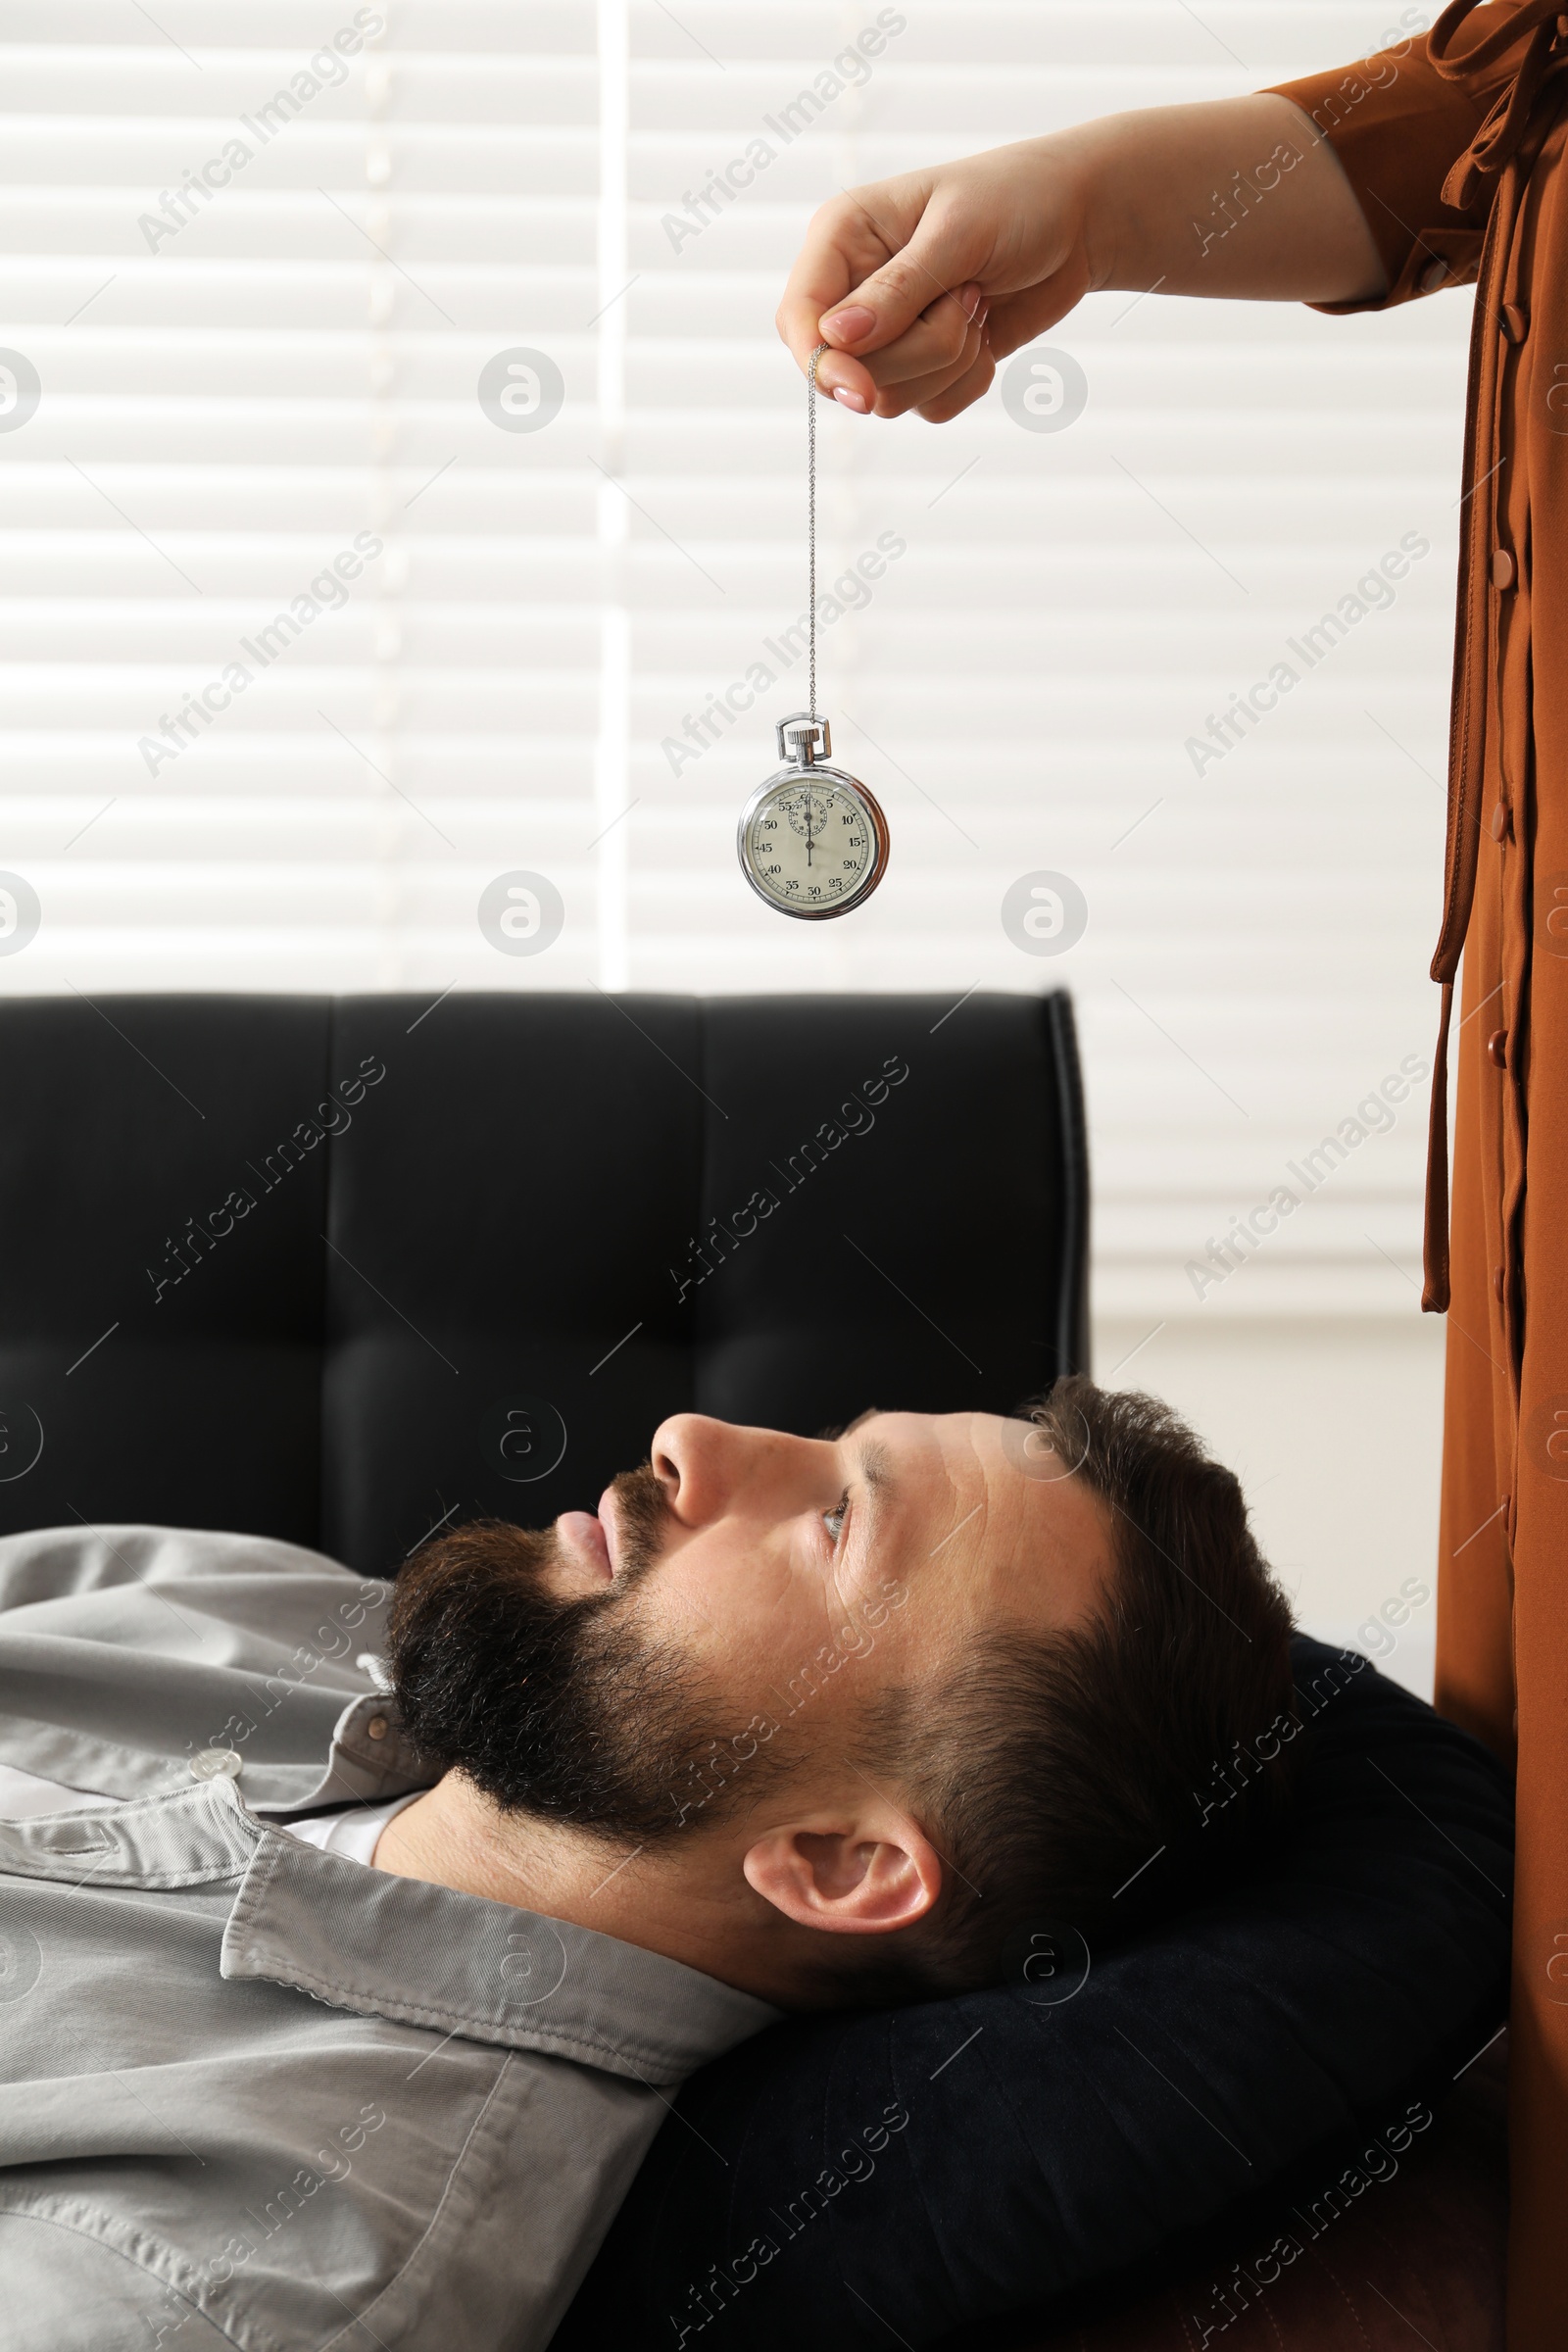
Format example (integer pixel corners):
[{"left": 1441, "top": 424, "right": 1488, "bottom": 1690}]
[{"left": 1098, "top": 1313, "right": 1446, "bottom": 1696}]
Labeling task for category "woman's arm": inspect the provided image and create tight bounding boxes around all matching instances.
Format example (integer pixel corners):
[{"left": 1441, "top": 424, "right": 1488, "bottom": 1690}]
[{"left": 776, "top": 94, "right": 1385, "bottom": 422}]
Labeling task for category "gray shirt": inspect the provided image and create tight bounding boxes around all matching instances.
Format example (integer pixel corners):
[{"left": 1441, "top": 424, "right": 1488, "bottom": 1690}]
[{"left": 0, "top": 1525, "right": 774, "bottom": 2351}]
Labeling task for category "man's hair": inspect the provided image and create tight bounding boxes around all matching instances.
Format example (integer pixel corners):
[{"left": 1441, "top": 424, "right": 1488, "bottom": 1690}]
[{"left": 846, "top": 1376, "right": 1299, "bottom": 2004}]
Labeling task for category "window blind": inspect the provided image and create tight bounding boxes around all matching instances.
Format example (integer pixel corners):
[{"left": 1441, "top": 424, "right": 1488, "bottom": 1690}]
[{"left": 0, "top": 1, "right": 1469, "bottom": 1321}]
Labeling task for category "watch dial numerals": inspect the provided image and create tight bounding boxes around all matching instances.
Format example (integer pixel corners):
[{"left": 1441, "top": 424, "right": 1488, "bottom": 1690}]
[{"left": 741, "top": 770, "right": 885, "bottom": 916}]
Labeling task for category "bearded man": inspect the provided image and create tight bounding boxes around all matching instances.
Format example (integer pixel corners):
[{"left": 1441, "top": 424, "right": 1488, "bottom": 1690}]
[{"left": 0, "top": 1383, "right": 1297, "bottom": 2350}]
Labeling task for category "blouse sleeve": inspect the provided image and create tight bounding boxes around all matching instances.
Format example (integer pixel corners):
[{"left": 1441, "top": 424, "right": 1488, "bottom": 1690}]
[{"left": 1264, "top": 18, "right": 1518, "bottom": 311}]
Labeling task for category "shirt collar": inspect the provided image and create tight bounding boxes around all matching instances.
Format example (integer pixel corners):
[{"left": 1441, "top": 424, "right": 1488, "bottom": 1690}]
[
  {"left": 220, "top": 1789, "right": 775, "bottom": 2084},
  {"left": 0, "top": 1766, "right": 776, "bottom": 2084},
  {"left": 255, "top": 1697, "right": 777, "bottom": 2071}
]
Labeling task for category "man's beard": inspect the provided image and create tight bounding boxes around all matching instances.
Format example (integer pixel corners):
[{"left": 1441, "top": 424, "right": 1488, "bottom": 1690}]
[{"left": 385, "top": 1468, "right": 780, "bottom": 1843}]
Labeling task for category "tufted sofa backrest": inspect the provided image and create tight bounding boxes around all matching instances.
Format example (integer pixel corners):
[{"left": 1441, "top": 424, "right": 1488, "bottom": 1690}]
[{"left": 0, "top": 990, "right": 1087, "bottom": 1570}]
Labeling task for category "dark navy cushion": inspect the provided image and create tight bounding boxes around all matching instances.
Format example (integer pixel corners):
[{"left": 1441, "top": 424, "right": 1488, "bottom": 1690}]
[{"left": 556, "top": 1638, "right": 1512, "bottom": 2351}]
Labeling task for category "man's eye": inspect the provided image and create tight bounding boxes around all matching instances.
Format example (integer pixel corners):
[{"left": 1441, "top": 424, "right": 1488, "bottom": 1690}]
[{"left": 823, "top": 1493, "right": 850, "bottom": 1543}]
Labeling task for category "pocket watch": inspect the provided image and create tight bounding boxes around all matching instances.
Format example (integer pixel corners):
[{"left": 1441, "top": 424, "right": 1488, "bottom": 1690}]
[{"left": 737, "top": 712, "right": 891, "bottom": 920}]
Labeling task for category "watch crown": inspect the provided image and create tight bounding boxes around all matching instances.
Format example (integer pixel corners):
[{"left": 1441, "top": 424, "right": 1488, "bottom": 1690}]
[{"left": 776, "top": 710, "right": 830, "bottom": 766}]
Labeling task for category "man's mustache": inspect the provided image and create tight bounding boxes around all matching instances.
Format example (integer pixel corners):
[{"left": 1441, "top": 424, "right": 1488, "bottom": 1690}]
[{"left": 596, "top": 1461, "right": 675, "bottom": 1590}]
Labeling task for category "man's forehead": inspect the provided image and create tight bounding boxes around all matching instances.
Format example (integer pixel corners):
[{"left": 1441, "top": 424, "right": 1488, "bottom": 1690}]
[
  {"left": 839, "top": 1406, "right": 1006, "bottom": 1454},
  {"left": 838, "top": 1408, "right": 1016, "bottom": 1500},
  {"left": 838, "top": 1411, "right": 1107, "bottom": 1629},
  {"left": 844, "top": 1412, "right": 1096, "bottom": 1547}
]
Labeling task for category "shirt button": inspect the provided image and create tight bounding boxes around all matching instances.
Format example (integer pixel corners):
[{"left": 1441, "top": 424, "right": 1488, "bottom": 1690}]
[
  {"left": 1420, "top": 255, "right": 1450, "bottom": 293},
  {"left": 1490, "top": 798, "right": 1513, "bottom": 842},
  {"left": 368, "top": 1716, "right": 389, "bottom": 1740},
  {"left": 1487, "top": 1028, "right": 1508, "bottom": 1068},
  {"left": 1494, "top": 1267, "right": 1506, "bottom": 1304},
  {"left": 1501, "top": 303, "right": 1530, "bottom": 343},
  {"left": 1493, "top": 548, "right": 1517, "bottom": 590},
  {"left": 190, "top": 1747, "right": 243, "bottom": 1782}
]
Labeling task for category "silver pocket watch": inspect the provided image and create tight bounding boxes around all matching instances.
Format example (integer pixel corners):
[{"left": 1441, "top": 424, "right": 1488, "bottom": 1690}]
[{"left": 737, "top": 711, "right": 890, "bottom": 920}]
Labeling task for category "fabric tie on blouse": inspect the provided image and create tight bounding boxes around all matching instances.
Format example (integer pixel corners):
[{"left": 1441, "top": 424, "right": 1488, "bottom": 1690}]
[{"left": 1431, "top": 0, "right": 1568, "bottom": 208}]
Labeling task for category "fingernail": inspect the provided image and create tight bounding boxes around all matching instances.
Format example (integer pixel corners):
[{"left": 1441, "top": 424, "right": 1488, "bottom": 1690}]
[
  {"left": 958, "top": 282, "right": 983, "bottom": 319},
  {"left": 833, "top": 387, "right": 869, "bottom": 414},
  {"left": 820, "top": 305, "right": 875, "bottom": 342},
  {"left": 974, "top": 300, "right": 990, "bottom": 330}
]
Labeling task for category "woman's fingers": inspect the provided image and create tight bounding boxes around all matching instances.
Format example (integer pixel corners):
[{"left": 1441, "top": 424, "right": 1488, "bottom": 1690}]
[
  {"left": 916, "top": 340, "right": 998, "bottom": 423},
  {"left": 776, "top": 137, "right": 1101, "bottom": 423},
  {"left": 776, "top": 174, "right": 994, "bottom": 406},
  {"left": 775, "top": 222, "right": 887, "bottom": 377},
  {"left": 815, "top": 179, "right": 991, "bottom": 351},
  {"left": 847, "top": 315, "right": 990, "bottom": 419},
  {"left": 825, "top": 285, "right": 982, "bottom": 404},
  {"left": 774, "top": 184, "right": 921, "bottom": 373}
]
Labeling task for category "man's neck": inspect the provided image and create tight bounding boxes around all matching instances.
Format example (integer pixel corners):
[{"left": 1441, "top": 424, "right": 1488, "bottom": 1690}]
[{"left": 373, "top": 1773, "right": 803, "bottom": 2006}]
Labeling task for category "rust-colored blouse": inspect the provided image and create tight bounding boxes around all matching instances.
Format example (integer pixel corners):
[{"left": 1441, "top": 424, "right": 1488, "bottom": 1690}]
[{"left": 1271, "top": 6, "right": 1568, "bottom": 2343}]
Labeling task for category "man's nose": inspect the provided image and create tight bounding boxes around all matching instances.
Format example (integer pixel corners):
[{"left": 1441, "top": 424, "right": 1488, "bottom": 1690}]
[{"left": 649, "top": 1414, "right": 833, "bottom": 1528}]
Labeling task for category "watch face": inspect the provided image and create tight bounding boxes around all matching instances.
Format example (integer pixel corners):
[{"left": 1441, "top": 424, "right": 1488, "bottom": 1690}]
[{"left": 739, "top": 763, "right": 888, "bottom": 918}]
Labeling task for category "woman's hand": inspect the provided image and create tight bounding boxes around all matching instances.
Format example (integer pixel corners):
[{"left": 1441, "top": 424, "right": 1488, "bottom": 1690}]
[{"left": 775, "top": 138, "right": 1095, "bottom": 422}]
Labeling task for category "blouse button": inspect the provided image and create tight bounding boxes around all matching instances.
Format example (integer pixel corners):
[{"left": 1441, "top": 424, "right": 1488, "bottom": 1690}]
[
  {"left": 1420, "top": 256, "right": 1450, "bottom": 293},
  {"left": 1494, "top": 1267, "right": 1506, "bottom": 1304},
  {"left": 1487, "top": 1028, "right": 1508, "bottom": 1069},
  {"left": 1492, "top": 548, "right": 1517, "bottom": 591},
  {"left": 189, "top": 1747, "right": 243, "bottom": 1783},
  {"left": 1490, "top": 798, "right": 1513, "bottom": 842},
  {"left": 1501, "top": 303, "right": 1530, "bottom": 343}
]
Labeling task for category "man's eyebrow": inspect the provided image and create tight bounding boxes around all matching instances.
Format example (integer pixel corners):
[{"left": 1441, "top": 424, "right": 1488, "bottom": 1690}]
[
  {"left": 839, "top": 1440, "right": 891, "bottom": 1578},
  {"left": 851, "top": 1438, "right": 893, "bottom": 1506}
]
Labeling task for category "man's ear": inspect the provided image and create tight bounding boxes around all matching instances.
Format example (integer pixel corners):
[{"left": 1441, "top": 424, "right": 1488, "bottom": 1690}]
[{"left": 742, "top": 1812, "right": 942, "bottom": 1936}]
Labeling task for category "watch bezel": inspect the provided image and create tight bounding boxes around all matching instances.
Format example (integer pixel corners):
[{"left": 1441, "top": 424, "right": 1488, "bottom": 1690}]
[{"left": 736, "top": 760, "right": 891, "bottom": 921}]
